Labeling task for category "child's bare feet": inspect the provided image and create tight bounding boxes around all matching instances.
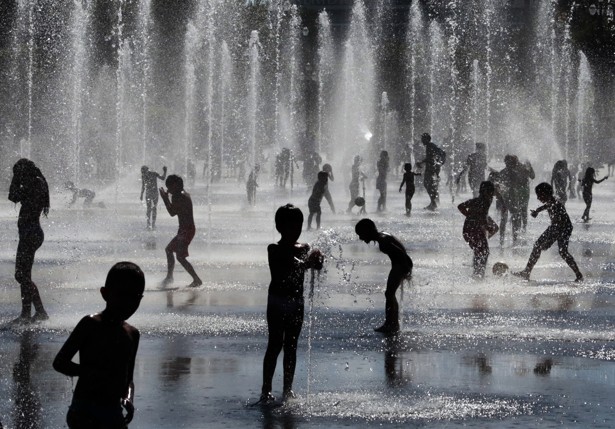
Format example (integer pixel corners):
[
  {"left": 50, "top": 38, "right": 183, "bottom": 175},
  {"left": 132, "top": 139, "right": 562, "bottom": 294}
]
[
  {"left": 31, "top": 311, "right": 49, "bottom": 322},
  {"left": 512, "top": 271, "right": 530, "bottom": 281},
  {"left": 187, "top": 279, "right": 203, "bottom": 288},
  {"left": 159, "top": 277, "right": 174, "bottom": 289}
]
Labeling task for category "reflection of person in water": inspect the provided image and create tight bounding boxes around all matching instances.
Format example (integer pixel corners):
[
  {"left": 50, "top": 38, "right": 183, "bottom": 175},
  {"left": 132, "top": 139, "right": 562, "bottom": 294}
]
[
  {"left": 12, "top": 330, "right": 41, "bottom": 429},
  {"left": 383, "top": 336, "right": 408, "bottom": 387}
]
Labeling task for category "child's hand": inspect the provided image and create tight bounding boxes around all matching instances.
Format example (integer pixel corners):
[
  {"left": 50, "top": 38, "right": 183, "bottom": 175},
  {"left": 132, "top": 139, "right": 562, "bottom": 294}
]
[
  {"left": 163, "top": 166, "right": 167, "bottom": 172},
  {"left": 530, "top": 210, "right": 538, "bottom": 218},
  {"left": 122, "top": 398, "right": 135, "bottom": 423},
  {"left": 159, "top": 187, "right": 168, "bottom": 199},
  {"left": 307, "top": 249, "right": 324, "bottom": 270}
]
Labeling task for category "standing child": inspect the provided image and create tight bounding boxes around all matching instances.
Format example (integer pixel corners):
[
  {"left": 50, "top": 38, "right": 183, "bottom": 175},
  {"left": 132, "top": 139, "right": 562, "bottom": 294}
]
[
  {"left": 260, "top": 204, "right": 323, "bottom": 403},
  {"left": 246, "top": 164, "right": 260, "bottom": 206},
  {"left": 9, "top": 159, "right": 50, "bottom": 324},
  {"left": 347, "top": 155, "right": 367, "bottom": 214},
  {"left": 376, "top": 150, "right": 389, "bottom": 212},
  {"left": 140, "top": 165, "right": 167, "bottom": 230},
  {"left": 580, "top": 167, "right": 608, "bottom": 222},
  {"left": 53, "top": 262, "right": 145, "bottom": 429},
  {"left": 458, "top": 181, "right": 498, "bottom": 278},
  {"left": 399, "top": 163, "right": 421, "bottom": 216},
  {"left": 355, "top": 218, "right": 413, "bottom": 333},
  {"left": 307, "top": 171, "right": 335, "bottom": 230},
  {"left": 513, "top": 183, "right": 583, "bottom": 282},
  {"left": 159, "top": 175, "right": 203, "bottom": 288}
]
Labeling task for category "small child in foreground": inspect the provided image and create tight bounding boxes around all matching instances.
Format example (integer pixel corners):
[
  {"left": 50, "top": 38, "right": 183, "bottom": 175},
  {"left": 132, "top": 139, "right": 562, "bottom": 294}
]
[
  {"left": 260, "top": 204, "right": 323, "bottom": 404},
  {"left": 355, "top": 218, "right": 413, "bottom": 333},
  {"left": 513, "top": 183, "right": 583, "bottom": 282},
  {"left": 53, "top": 262, "right": 145, "bottom": 429}
]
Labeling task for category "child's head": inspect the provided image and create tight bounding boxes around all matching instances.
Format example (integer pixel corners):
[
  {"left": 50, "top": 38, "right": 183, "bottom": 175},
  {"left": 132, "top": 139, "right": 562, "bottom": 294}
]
[
  {"left": 535, "top": 182, "right": 554, "bottom": 203},
  {"left": 64, "top": 180, "right": 75, "bottom": 190},
  {"left": 504, "top": 154, "right": 516, "bottom": 168},
  {"left": 165, "top": 174, "right": 183, "bottom": 194},
  {"left": 141, "top": 165, "right": 149, "bottom": 174},
  {"left": 101, "top": 261, "right": 145, "bottom": 321},
  {"left": 404, "top": 163, "right": 412, "bottom": 172},
  {"left": 478, "top": 181, "right": 495, "bottom": 199},
  {"left": 421, "top": 133, "right": 431, "bottom": 145},
  {"left": 275, "top": 204, "right": 304, "bottom": 242},
  {"left": 476, "top": 142, "right": 486, "bottom": 152},
  {"left": 584, "top": 167, "right": 595, "bottom": 180},
  {"left": 355, "top": 218, "right": 378, "bottom": 243},
  {"left": 353, "top": 155, "right": 362, "bottom": 165},
  {"left": 317, "top": 171, "right": 329, "bottom": 183},
  {"left": 380, "top": 150, "right": 389, "bottom": 159}
]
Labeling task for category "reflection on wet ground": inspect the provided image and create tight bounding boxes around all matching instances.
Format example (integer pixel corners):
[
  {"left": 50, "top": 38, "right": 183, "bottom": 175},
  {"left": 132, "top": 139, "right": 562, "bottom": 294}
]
[{"left": 0, "top": 182, "right": 614, "bottom": 427}]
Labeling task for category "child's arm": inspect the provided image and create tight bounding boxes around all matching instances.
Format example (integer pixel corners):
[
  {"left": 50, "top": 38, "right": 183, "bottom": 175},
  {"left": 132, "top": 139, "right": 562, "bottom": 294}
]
[
  {"left": 69, "top": 190, "right": 78, "bottom": 206},
  {"left": 53, "top": 317, "right": 89, "bottom": 377},
  {"left": 457, "top": 200, "right": 471, "bottom": 217},
  {"left": 159, "top": 188, "right": 175, "bottom": 216},
  {"left": 531, "top": 204, "right": 547, "bottom": 218},
  {"left": 140, "top": 176, "right": 145, "bottom": 200},
  {"left": 157, "top": 166, "right": 167, "bottom": 181},
  {"left": 399, "top": 175, "right": 406, "bottom": 192},
  {"left": 122, "top": 329, "right": 140, "bottom": 424},
  {"left": 595, "top": 176, "right": 608, "bottom": 184}
]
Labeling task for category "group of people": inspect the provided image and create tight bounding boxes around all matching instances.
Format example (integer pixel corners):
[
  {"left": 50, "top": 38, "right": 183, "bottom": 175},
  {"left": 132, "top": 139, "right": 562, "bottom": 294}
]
[{"left": 6, "top": 148, "right": 610, "bottom": 427}]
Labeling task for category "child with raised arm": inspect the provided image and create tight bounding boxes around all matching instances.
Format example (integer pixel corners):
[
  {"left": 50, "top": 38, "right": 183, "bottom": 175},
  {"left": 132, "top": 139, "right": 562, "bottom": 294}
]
[
  {"left": 458, "top": 181, "right": 498, "bottom": 278},
  {"left": 159, "top": 175, "right": 202, "bottom": 288},
  {"left": 260, "top": 204, "right": 323, "bottom": 403},
  {"left": 53, "top": 262, "right": 145, "bottom": 429},
  {"left": 355, "top": 218, "right": 413, "bottom": 333},
  {"left": 580, "top": 167, "right": 608, "bottom": 222},
  {"left": 513, "top": 183, "right": 583, "bottom": 282},
  {"left": 307, "top": 171, "right": 335, "bottom": 230},
  {"left": 399, "top": 163, "right": 421, "bottom": 217}
]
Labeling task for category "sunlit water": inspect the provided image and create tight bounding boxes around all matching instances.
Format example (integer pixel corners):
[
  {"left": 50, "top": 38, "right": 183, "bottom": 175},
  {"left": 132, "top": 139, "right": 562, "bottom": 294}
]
[{"left": 1, "top": 174, "right": 614, "bottom": 428}]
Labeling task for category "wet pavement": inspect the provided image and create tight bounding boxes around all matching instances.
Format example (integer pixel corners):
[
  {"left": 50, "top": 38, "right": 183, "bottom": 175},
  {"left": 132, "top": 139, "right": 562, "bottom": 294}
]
[{"left": 1, "top": 176, "right": 615, "bottom": 428}]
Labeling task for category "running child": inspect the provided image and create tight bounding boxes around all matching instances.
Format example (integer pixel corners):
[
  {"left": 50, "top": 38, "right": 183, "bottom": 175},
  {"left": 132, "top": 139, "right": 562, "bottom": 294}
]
[
  {"left": 399, "top": 163, "right": 421, "bottom": 216},
  {"left": 458, "top": 181, "right": 498, "bottom": 278},
  {"left": 53, "top": 261, "right": 145, "bottom": 429},
  {"left": 580, "top": 167, "right": 608, "bottom": 222},
  {"left": 355, "top": 218, "right": 413, "bottom": 333},
  {"left": 307, "top": 171, "right": 335, "bottom": 230},
  {"left": 513, "top": 183, "right": 583, "bottom": 282},
  {"left": 260, "top": 204, "right": 323, "bottom": 403},
  {"left": 159, "top": 175, "right": 202, "bottom": 288}
]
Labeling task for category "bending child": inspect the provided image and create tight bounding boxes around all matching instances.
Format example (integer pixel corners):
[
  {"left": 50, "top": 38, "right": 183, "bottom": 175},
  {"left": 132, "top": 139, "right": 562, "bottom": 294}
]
[
  {"left": 159, "top": 175, "right": 203, "bottom": 288},
  {"left": 579, "top": 167, "right": 608, "bottom": 222},
  {"left": 53, "top": 262, "right": 145, "bottom": 429},
  {"left": 458, "top": 181, "right": 498, "bottom": 278},
  {"left": 260, "top": 204, "right": 323, "bottom": 403},
  {"left": 307, "top": 171, "right": 335, "bottom": 230},
  {"left": 355, "top": 218, "right": 413, "bottom": 333},
  {"left": 513, "top": 183, "right": 583, "bottom": 282}
]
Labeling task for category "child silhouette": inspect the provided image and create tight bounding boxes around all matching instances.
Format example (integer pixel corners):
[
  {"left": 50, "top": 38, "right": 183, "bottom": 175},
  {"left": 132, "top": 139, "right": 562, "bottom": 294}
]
[
  {"left": 260, "top": 204, "right": 323, "bottom": 403},
  {"left": 355, "top": 218, "right": 412, "bottom": 333},
  {"left": 53, "top": 262, "right": 145, "bottom": 429}
]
